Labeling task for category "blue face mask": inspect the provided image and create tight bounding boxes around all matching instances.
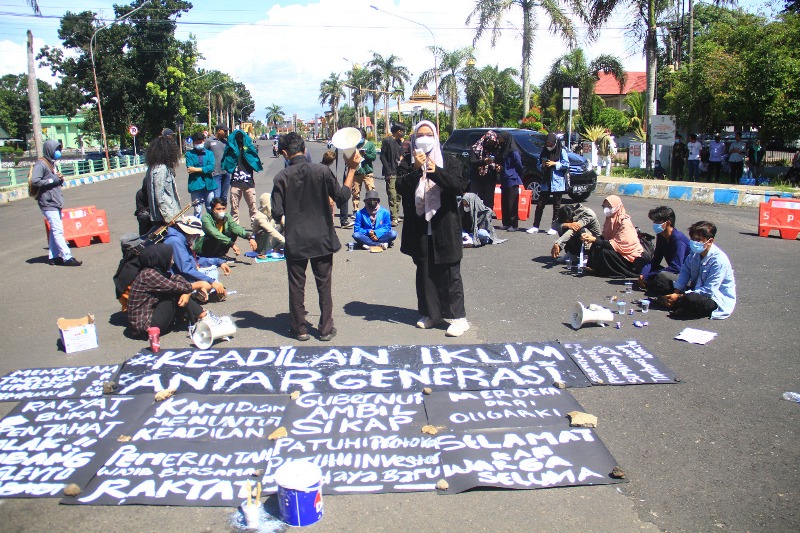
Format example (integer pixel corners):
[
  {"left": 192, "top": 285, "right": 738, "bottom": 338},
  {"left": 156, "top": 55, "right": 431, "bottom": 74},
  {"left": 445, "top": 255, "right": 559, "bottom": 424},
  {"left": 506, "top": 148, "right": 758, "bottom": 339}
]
[
  {"left": 652, "top": 222, "right": 666, "bottom": 234},
  {"left": 54, "top": 150, "right": 62, "bottom": 160},
  {"left": 689, "top": 240, "right": 706, "bottom": 253}
]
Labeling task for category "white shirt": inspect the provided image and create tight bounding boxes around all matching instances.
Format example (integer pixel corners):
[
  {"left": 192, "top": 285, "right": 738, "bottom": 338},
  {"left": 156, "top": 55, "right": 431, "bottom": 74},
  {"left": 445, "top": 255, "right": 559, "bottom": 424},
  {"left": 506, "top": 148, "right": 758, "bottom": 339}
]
[{"left": 687, "top": 141, "right": 702, "bottom": 161}]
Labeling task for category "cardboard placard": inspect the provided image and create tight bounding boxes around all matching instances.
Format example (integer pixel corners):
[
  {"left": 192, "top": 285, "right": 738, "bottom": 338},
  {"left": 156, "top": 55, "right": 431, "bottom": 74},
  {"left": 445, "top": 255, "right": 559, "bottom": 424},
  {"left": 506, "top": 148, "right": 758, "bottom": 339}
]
[
  {"left": 57, "top": 315, "right": 98, "bottom": 354},
  {"left": 437, "top": 427, "right": 624, "bottom": 494},
  {"left": 423, "top": 387, "right": 584, "bottom": 431},
  {"left": 263, "top": 431, "right": 443, "bottom": 494},
  {"left": 280, "top": 392, "right": 427, "bottom": 437},
  {"left": 127, "top": 394, "right": 288, "bottom": 442},
  {"left": 0, "top": 396, "right": 148, "bottom": 498},
  {"left": 561, "top": 339, "right": 678, "bottom": 386},
  {"left": 0, "top": 365, "right": 120, "bottom": 402},
  {"left": 116, "top": 342, "right": 590, "bottom": 396}
]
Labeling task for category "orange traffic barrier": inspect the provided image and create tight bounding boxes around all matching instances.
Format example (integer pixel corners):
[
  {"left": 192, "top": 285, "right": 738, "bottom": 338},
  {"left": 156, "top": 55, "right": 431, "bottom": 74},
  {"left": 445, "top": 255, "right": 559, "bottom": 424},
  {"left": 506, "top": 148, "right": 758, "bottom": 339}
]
[
  {"left": 758, "top": 198, "right": 800, "bottom": 240},
  {"left": 493, "top": 185, "right": 532, "bottom": 221},
  {"left": 44, "top": 206, "right": 110, "bottom": 248}
]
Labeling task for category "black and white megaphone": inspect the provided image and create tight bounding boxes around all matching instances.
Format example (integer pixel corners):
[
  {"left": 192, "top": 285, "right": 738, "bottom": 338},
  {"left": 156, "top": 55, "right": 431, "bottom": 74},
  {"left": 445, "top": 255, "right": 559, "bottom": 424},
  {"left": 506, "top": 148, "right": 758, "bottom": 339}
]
[
  {"left": 570, "top": 302, "right": 615, "bottom": 330},
  {"left": 331, "top": 127, "right": 362, "bottom": 158},
  {"left": 191, "top": 316, "right": 237, "bottom": 349}
]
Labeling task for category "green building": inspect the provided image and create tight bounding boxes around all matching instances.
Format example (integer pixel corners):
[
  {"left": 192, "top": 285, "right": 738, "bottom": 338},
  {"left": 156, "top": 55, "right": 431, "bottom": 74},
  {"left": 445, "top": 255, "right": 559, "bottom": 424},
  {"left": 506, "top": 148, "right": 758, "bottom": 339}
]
[{"left": 40, "top": 115, "right": 98, "bottom": 149}]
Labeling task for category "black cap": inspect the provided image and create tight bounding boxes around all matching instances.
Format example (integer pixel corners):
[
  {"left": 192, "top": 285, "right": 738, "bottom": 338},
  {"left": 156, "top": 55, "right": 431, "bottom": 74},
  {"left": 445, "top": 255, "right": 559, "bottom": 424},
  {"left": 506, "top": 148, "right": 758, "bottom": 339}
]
[
  {"left": 215, "top": 124, "right": 229, "bottom": 133},
  {"left": 365, "top": 190, "right": 380, "bottom": 201}
]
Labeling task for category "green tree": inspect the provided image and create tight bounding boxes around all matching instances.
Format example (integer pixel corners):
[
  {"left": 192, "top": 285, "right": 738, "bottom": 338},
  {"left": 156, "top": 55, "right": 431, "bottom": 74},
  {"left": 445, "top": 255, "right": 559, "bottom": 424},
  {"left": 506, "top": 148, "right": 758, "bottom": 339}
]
[
  {"left": 265, "top": 104, "right": 285, "bottom": 130},
  {"left": 414, "top": 46, "right": 473, "bottom": 131},
  {"left": 367, "top": 53, "right": 411, "bottom": 135},
  {"left": 463, "top": 64, "right": 521, "bottom": 127},
  {"left": 319, "top": 73, "right": 345, "bottom": 130},
  {"left": 0, "top": 74, "right": 79, "bottom": 141}
]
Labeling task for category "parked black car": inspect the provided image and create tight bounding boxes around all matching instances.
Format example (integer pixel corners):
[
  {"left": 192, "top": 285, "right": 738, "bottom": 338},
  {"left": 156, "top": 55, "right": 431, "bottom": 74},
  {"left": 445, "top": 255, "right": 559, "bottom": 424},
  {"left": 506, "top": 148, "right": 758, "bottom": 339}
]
[{"left": 442, "top": 128, "right": 597, "bottom": 201}]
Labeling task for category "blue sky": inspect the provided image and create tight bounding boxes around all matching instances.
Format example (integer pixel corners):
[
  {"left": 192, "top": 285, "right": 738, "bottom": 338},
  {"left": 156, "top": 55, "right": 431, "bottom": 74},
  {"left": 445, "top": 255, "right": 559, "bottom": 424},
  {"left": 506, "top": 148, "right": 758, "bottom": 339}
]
[{"left": 0, "top": 0, "right": 782, "bottom": 121}]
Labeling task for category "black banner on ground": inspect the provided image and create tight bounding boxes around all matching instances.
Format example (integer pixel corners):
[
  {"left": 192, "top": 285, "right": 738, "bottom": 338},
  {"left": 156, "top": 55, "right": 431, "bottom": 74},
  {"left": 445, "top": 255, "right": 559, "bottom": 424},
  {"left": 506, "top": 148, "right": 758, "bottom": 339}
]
[
  {"left": 0, "top": 365, "right": 120, "bottom": 402},
  {"left": 423, "top": 387, "right": 585, "bottom": 431},
  {"left": 127, "top": 394, "right": 288, "bottom": 442},
  {"left": 63, "top": 440, "right": 271, "bottom": 506},
  {"left": 561, "top": 339, "right": 678, "bottom": 386},
  {"left": 116, "top": 342, "right": 591, "bottom": 396},
  {"left": 263, "top": 431, "right": 443, "bottom": 494},
  {"left": 280, "top": 392, "right": 427, "bottom": 437},
  {"left": 437, "top": 427, "right": 624, "bottom": 494},
  {"left": 0, "top": 396, "right": 148, "bottom": 498}
]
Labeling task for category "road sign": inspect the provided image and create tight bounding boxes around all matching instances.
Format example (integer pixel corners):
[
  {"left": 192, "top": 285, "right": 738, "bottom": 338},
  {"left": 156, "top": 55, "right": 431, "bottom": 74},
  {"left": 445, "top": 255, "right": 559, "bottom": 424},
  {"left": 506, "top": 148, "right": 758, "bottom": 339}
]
[
  {"left": 649, "top": 115, "right": 675, "bottom": 146},
  {"left": 562, "top": 87, "right": 579, "bottom": 110},
  {"left": 129, "top": 125, "right": 139, "bottom": 137}
]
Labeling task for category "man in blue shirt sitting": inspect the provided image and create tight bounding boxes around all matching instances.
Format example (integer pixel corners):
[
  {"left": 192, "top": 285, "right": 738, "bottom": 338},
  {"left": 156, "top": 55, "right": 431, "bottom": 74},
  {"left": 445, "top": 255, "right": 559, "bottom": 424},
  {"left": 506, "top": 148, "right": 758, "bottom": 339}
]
[
  {"left": 638, "top": 206, "right": 690, "bottom": 296},
  {"left": 660, "top": 220, "right": 736, "bottom": 319},
  {"left": 352, "top": 190, "right": 397, "bottom": 250}
]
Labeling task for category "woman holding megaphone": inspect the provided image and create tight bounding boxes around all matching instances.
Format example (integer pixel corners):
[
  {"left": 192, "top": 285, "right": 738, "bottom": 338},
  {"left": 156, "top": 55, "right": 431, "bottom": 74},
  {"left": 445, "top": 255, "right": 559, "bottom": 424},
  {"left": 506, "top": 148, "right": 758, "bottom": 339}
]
[{"left": 396, "top": 120, "right": 471, "bottom": 337}]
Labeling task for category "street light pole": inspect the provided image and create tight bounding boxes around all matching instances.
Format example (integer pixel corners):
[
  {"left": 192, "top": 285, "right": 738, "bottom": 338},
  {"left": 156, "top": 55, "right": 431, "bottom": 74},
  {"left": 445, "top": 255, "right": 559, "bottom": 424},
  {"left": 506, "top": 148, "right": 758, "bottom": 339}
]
[
  {"left": 370, "top": 5, "right": 439, "bottom": 134},
  {"left": 91, "top": 0, "right": 152, "bottom": 166},
  {"left": 208, "top": 80, "right": 235, "bottom": 128}
]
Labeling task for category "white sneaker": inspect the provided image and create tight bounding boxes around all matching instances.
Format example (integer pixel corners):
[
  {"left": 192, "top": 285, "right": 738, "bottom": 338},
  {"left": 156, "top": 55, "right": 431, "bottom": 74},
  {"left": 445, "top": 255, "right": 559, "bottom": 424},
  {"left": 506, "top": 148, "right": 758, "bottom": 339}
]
[
  {"left": 380, "top": 242, "right": 388, "bottom": 250},
  {"left": 546, "top": 228, "right": 558, "bottom": 236},
  {"left": 445, "top": 318, "right": 470, "bottom": 337},
  {"left": 526, "top": 227, "right": 539, "bottom": 234},
  {"left": 416, "top": 316, "right": 436, "bottom": 329}
]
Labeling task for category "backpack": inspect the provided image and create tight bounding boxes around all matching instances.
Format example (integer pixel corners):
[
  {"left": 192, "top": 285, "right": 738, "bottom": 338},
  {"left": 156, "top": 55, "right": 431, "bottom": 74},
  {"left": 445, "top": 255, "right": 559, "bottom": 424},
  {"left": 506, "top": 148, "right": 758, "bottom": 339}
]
[{"left": 637, "top": 229, "right": 655, "bottom": 265}]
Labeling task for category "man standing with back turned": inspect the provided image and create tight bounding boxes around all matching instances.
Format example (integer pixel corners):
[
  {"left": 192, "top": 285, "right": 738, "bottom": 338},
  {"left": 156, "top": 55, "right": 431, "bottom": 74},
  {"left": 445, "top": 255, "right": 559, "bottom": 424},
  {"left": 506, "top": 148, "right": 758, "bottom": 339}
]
[
  {"left": 380, "top": 123, "right": 406, "bottom": 226},
  {"left": 272, "top": 132, "right": 361, "bottom": 342}
]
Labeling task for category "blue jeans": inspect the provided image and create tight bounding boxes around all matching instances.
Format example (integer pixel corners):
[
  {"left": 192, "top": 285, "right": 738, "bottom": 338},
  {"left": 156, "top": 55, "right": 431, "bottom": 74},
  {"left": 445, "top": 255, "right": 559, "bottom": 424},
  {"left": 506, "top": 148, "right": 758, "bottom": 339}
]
[
  {"left": 190, "top": 190, "right": 214, "bottom": 216},
  {"left": 216, "top": 173, "right": 231, "bottom": 202},
  {"left": 687, "top": 160, "right": 699, "bottom": 181},
  {"left": 43, "top": 209, "right": 72, "bottom": 260},
  {"left": 352, "top": 230, "right": 397, "bottom": 247}
]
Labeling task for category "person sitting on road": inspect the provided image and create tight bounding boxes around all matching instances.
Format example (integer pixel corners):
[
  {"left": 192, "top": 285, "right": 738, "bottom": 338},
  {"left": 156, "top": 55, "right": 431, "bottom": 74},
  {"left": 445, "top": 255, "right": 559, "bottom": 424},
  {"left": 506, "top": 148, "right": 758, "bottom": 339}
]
[
  {"left": 194, "top": 197, "right": 257, "bottom": 259},
  {"left": 252, "top": 192, "right": 285, "bottom": 254},
  {"left": 638, "top": 206, "right": 690, "bottom": 296},
  {"left": 581, "top": 195, "right": 645, "bottom": 277},
  {"left": 659, "top": 220, "right": 736, "bottom": 319},
  {"left": 550, "top": 203, "right": 601, "bottom": 263},
  {"left": 163, "top": 215, "right": 227, "bottom": 301},
  {"left": 352, "top": 190, "right": 397, "bottom": 250},
  {"left": 126, "top": 243, "right": 223, "bottom": 339},
  {"left": 460, "top": 192, "right": 496, "bottom": 247}
]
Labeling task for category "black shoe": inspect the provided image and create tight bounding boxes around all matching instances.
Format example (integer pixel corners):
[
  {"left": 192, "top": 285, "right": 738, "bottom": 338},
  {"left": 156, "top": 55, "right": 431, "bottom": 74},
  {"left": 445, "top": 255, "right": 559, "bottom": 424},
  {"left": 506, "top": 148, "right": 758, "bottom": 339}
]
[
  {"left": 63, "top": 258, "right": 82, "bottom": 267},
  {"left": 49, "top": 257, "right": 64, "bottom": 266},
  {"left": 319, "top": 328, "right": 337, "bottom": 342}
]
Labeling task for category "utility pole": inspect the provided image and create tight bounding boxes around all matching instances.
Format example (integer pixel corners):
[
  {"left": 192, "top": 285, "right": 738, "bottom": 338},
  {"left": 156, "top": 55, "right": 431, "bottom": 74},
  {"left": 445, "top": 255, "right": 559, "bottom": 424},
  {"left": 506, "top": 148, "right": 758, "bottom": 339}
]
[
  {"left": 645, "top": 0, "right": 657, "bottom": 171},
  {"left": 27, "top": 30, "right": 43, "bottom": 158}
]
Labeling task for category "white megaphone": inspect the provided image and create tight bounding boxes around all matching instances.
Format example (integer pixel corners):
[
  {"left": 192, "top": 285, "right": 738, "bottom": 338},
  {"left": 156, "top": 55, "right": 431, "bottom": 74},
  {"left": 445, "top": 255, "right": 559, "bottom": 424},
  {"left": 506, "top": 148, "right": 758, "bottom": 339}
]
[
  {"left": 570, "top": 302, "right": 615, "bottom": 330},
  {"left": 191, "top": 316, "right": 237, "bottom": 349},
  {"left": 331, "top": 127, "right": 362, "bottom": 158}
]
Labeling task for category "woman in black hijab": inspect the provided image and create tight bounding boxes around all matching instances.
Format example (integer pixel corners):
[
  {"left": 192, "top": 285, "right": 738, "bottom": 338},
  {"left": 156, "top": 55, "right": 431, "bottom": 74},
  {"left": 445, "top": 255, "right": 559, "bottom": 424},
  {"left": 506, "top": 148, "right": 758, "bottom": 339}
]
[{"left": 528, "top": 133, "right": 569, "bottom": 235}]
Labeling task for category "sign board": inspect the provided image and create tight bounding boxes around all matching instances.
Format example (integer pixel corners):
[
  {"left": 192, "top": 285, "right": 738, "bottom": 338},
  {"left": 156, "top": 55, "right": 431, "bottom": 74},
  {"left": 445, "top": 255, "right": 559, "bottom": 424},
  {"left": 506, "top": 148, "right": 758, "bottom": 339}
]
[
  {"left": 561, "top": 339, "right": 678, "bottom": 386},
  {"left": 649, "top": 115, "right": 676, "bottom": 146},
  {"left": 0, "top": 365, "right": 120, "bottom": 402},
  {"left": 128, "top": 125, "right": 138, "bottom": 137},
  {"left": 562, "top": 87, "right": 579, "bottom": 111}
]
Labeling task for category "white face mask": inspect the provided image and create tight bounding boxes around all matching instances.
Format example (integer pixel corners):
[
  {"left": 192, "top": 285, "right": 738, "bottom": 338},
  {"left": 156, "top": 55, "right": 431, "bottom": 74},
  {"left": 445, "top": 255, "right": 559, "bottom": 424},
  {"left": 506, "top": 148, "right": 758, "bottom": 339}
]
[
  {"left": 603, "top": 207, "right": 614, "bottom": 217},
  {"left": 213, "top": 211, "right": 225, "bottom": 220},
  {"left": 194, "top": 144, "right": 204, "bottom": 151},
  {"left": 415, "top": 136, "right": 436, "bottom": 154}
]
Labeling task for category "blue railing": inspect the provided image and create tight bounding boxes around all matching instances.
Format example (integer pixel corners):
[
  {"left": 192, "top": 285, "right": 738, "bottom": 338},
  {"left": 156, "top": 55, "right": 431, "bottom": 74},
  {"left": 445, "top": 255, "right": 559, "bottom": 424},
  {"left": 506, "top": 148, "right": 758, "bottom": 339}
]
[{"left": 0, "top": 155, "right": 145, "bottom": 189}]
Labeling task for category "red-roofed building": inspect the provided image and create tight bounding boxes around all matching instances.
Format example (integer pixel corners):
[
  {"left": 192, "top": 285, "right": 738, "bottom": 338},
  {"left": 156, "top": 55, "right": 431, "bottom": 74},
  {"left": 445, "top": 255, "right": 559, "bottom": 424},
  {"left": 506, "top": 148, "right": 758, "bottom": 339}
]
[{"left": 594, "top": 71, "right": 647, "bottom": 111}]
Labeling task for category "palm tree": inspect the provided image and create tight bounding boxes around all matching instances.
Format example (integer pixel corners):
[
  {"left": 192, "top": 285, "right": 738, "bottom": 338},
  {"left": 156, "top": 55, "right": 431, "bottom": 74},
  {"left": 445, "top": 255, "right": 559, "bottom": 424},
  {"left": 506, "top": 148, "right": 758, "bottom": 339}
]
[
  {"left": 539, "top": 48, "right": 627, "bottom": 120},
  {"left": 367, "top": 53, "right": 411, "bottom": 135},
  {"left": 415, "top": 46, "right": 473, "bottom": 131},
  {"left": 464, "top": 64, "right": 521, "bottom": 127},
  {"left": 265, "top": 103, "right": 285, "bottom": 131},
  {"left": 467, "top": 0, "right": 609, "bottom": 118},
  {"left": 319, "top": 73, "right": 345, "bottom": 131}
]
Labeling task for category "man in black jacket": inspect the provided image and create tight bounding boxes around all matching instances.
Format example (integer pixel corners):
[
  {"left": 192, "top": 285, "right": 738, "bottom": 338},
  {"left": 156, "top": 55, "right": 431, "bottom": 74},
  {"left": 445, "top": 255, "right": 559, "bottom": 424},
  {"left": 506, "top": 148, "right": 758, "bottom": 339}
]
[
  {"left": 271, "top": 132, "right": 361, "bottom": 342},
  {"left": 380, "top": 123, "right": 406, "bottom": 226}
]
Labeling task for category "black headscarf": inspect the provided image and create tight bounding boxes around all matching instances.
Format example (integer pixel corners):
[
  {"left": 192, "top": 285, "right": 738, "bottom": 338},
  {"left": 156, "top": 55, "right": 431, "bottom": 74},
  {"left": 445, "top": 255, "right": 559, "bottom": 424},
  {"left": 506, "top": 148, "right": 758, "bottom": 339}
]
[
  {"left": 544, "top": 133, "right": 562, "bottom": 162},
  {"left": 498, "top": 131, "right": 518, "bottom": 160},
  {"left": 139, "top": 243, "right": 173, "bottom": 275}
]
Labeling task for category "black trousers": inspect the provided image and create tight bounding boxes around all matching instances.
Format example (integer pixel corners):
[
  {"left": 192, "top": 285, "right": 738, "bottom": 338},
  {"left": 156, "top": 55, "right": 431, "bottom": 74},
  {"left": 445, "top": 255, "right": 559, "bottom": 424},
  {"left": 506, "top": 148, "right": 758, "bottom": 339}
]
[
  {"left": 472, "top": 177, "right": 496, "bottom": 213},
  {"left": 646, "top": 271, "right": 678, "bottom": 297},
  {"left": 533, "top": 191, "right": 562, "bottom": 230},
  {"left": 501, "top": 185, "right": 520, "bottom": 228},
  {"left": 670, "top": 160, "right": 684, "bottom": 181},
  {"left": 286, "top": 254, "right": 334, "bottom": 336},
  {"left": 562, "top": 227, "right": 590, "bottom": 257},
  {"left": 414, "top": 236, "right": 465, "bottom": 321},
  {"left": 730, "top": 161, "right": 744, "bottom": 183},
  {"left": 150, "top": 297, "right": 203, "bottom": 334},
  {"left": 674, "top": 292, "right": 718, "bottom": 318},
  {"left": 709, "top": 161, "right": 722, "bottom": 181}
]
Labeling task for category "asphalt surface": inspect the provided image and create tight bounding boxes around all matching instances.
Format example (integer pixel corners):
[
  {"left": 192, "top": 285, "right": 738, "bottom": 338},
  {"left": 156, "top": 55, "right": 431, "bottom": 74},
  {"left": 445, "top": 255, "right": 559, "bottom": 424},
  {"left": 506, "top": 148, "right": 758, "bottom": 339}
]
[{"left": 0, "top": 139, "right": 797, "bottom": 532}]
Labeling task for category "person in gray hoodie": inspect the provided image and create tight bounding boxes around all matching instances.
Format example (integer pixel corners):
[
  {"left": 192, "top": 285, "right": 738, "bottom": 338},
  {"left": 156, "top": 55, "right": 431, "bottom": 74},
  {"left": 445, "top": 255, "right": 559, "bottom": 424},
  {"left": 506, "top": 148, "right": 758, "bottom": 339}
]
[{"left": 31, "top": 139, "right": 82, "bottom": 266}]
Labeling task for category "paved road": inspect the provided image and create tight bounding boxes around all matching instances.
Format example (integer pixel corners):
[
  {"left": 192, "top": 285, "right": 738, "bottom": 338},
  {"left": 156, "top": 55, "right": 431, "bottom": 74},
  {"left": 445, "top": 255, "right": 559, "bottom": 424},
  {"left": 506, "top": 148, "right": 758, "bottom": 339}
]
[{"left": 0, "top": 139, "right": 797, "bottom": 532}]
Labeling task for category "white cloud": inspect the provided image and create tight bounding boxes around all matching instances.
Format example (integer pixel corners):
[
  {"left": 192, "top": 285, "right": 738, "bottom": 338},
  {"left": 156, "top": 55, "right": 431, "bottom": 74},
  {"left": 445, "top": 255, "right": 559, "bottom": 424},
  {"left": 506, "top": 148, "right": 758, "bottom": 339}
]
[{"left": 0, "top": 37, "right": 61, "bottom": 85}]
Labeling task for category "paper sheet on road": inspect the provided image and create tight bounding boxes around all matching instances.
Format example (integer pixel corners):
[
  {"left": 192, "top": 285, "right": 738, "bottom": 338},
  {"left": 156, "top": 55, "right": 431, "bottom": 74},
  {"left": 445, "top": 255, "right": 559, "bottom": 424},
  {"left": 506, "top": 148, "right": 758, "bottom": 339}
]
[{"left": 675, "top": 327, "right": 718, "bottom": 345}]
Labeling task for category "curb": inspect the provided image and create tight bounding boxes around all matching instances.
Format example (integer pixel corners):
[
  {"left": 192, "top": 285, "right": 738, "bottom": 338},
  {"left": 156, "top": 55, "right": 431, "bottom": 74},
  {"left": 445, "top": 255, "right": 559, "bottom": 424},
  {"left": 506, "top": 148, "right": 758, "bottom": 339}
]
[
  {"left": 0, "top": 165, "right": 146, "bottom": 204},
  {"left": 595, "top": 178, "right": 800, "bottom": 207}
]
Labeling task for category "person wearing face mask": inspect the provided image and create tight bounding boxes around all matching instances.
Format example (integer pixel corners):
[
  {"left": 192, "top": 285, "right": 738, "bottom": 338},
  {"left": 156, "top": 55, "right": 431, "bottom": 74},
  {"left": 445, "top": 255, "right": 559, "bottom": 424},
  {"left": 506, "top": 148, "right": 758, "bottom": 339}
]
[
  {"left": 637, "top": 206, "right": 690, "bottom": 295},
  {"left": 194, "top": 197, "right": 257, "bottom": 259},
  {"left": 396, "top": 120, "right": 471, "bottom": 337},
  {"left": 185, "top": 132, "right": 217, "bottom": 217},
  {"left": 352, "top": 190, "right": 396, "bottom": 250},
  {"left": 31, "top": 139, "right": 82, "bottom": 266},
  {"left": 747, "top": 138, "right": 766, "bottom": 185},
  {"left": 550, "top": 203, "right": 601, "bottom": 263},
  {"left": 671, "top": 134, "right": 689, "bottom": 181},
  {"left": 351, "top": 127, "right": 377, "bottom": 215},
  {"left": 728, "top": 132, "right": 747, "bottom": 184},
  {"left": 222, "top": 129, "right": 263, "bottom": 224},
  {"left": 686, "top": 134, "right": 702, "bottom": 181},
  {"left": 163, "top": 216, "right": 227, "bottom": 301},
  {"left": 708, "top": 134, "right": 726, "bottom": 182},
  {"left": 204, "top": 124, "right": 230, "bottom": 202},
  {"left": 529, "top": 133, "right": 569, "bottom": 235},
  {"left": 660, "top": 221, "right": 736, "bottom": 319},
  {"left": 469, "top": 130, "right": 502, "bottom": 214},
  {"left": 498, "top": 131, "right": 524, "bottom": 231},
  {"left": 581, "top": 195, "right": 645, "bottom": 277}
]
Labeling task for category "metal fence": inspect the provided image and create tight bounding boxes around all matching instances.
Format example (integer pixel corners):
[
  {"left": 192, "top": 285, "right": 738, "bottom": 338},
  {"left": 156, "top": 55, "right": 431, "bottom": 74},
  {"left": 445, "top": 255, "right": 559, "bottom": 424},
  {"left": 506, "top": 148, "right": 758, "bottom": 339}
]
[{"left": 0, "top": 155, "right": 145, "bottom": 189}]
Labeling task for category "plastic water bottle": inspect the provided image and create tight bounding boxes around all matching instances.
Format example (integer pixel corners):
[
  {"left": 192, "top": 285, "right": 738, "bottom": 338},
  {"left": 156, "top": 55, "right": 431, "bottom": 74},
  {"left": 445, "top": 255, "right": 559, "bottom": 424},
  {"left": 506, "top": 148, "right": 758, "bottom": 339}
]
[
  {"left": 782, "top": 392, "right": 800, "bottom": 403},
  {"left": 577, "top": 243, "right": 585, "bottom": 274}
]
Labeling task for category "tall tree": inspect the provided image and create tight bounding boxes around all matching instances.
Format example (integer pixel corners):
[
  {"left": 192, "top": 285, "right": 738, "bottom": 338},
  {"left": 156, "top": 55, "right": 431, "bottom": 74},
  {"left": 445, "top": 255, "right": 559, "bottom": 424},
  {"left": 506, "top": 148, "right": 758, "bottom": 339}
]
[
  {"left": 414, "top": 46, "right": 473, "bottom": 131},
  {"left": 265, "top": 104, "right": 285, "bottom": 130},
  {"left": 319, "top": 73, "right": 345, "bottom": 131},
  {"left": 367, "top": 53, "right": 411, "bottom": 135},
  {"left": 464, "top": 64, "right": 521, "bottom": 127}
]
